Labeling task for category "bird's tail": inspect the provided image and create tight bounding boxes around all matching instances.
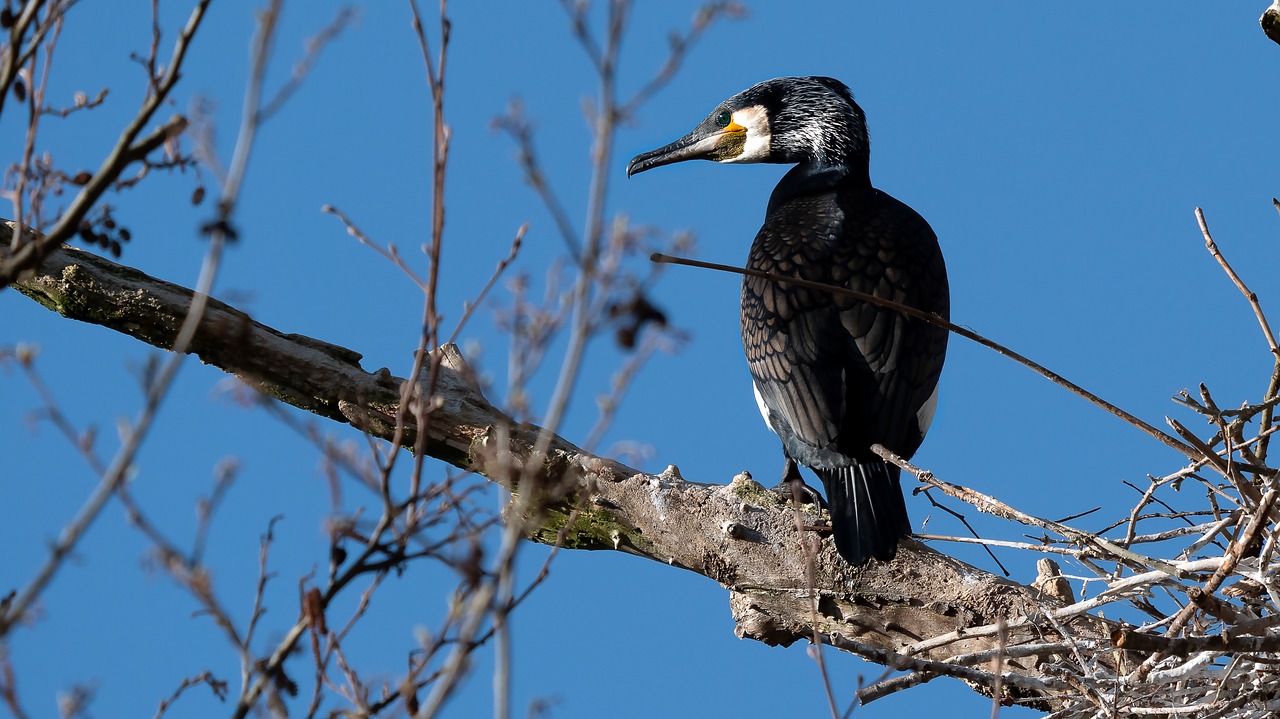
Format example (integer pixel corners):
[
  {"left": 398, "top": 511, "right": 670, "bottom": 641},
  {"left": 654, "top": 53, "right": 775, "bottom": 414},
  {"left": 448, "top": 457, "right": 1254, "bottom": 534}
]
[{"left": 816, "top": 460, "right": 910, "bottom": 566}]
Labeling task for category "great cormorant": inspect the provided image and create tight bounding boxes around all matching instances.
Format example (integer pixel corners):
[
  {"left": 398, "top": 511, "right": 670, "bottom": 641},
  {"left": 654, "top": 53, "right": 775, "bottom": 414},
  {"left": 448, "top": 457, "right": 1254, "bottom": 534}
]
[{"left": 626, "top": 76, "right": 949, "bottom": 566}]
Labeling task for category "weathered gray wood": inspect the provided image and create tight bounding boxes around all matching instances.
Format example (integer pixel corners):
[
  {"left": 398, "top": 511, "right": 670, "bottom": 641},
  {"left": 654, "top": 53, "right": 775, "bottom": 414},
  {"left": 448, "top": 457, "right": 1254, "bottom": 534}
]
[{"left": 7, "top": 231, "right": 1109, "bottom": 713}]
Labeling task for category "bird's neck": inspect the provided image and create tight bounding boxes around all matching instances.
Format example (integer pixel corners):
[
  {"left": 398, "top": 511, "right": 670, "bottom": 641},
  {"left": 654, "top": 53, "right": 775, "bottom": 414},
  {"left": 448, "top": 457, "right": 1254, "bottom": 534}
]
[{"left": 767, "top": 159, "right": 871, "bottom": 215}]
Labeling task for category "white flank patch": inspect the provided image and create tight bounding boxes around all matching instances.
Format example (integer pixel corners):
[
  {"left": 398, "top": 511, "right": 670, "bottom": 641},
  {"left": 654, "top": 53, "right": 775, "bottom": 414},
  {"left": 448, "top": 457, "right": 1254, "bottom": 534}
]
[
  {"left": 725, "top": 105, "right": 771, "bottom": 163},
  {"left": 752, "top": 381, "right": 776, "bottom": 434},
  {"left": 917, "top": 384, "right": 940, "bottom": 436}
]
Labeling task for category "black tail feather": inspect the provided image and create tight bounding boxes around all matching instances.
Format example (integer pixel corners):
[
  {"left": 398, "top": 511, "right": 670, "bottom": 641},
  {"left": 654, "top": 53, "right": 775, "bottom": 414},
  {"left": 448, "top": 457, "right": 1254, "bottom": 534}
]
[{"left": 816, "top": 460, "right": 910, "bottom": 565}]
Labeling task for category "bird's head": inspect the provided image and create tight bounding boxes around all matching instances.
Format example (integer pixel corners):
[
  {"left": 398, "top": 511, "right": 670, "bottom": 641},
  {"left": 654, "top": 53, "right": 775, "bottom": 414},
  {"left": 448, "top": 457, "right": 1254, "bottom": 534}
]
[{"left": 626, "top": 76, "right": 869, "bottom": 177}]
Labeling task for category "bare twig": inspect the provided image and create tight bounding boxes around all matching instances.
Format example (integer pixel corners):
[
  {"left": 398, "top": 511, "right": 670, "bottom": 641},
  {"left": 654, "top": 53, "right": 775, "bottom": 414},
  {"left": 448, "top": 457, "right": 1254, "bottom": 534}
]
[
  {"left": 879, "top": 445, "right": 1189, "bottom": 576},
  {"left": 0, "top": 188, "right": 226, "bottom": 638},
  {"left": 1198, "top": 207, "right": 1280, "bottom": 464},
  {"left": 258, "top": 6, "right": 357, "bottom": 122},
  {"left": 152, "top": 671, "right": 228, "bottom": 719},
  {"left": 0, "top": 0, "right": 209, "bottom": 288},
  {"left": 844, "top": 633, "right": 1075, "bottom": 706},
  {"left": 651, "top": 252, "right": 1198, "bottom": 459},
  {"left": 1198, "top": 207, "right": 1279, "bottom": 356},
  {"left": 1130, "top": 483, "right": 1280, "bottom": 682}
]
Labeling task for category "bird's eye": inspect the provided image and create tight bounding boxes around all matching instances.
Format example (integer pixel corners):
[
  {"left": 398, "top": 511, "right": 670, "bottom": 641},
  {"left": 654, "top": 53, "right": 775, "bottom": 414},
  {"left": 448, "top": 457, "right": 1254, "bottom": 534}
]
[{"left": 715, "top": 110, "right": 731, "bottom": 127}]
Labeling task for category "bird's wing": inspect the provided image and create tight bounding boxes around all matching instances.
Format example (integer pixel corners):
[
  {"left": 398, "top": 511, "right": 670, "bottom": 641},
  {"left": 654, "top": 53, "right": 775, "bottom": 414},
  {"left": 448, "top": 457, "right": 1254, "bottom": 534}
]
[
  {"left": 741, "top": 287, "right": 844, "bottom": 447},
  {"left": 741, "top": 188, "right": 948, "bottom": 461}
]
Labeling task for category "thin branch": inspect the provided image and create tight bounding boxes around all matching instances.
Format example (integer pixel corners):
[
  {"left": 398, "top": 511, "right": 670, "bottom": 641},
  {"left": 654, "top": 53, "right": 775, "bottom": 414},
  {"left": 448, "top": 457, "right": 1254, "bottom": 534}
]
[
  {"left": 152, "top": 670, "right": 228, "bottom": 719},
  {"left": 1113, "top": 628, "right": 1280, "bottom": 655},
  {"left": 1129, "top": 481, "right": 1280, "bottom": 682},
  {"left": 879, "top": 445, "right": 1191, "bottom": 577},
  {"left": 651, "top": 252, "right": 1198, "bottom": 459},
  {"left": 842, "top": 633, "right": 1075, "bottom": 706},
  {"left": 258, "top": 6, "right": 357, "bottom": 122},
  {"left": 0, "top": 210, "right": 226, "bottom": 637},
  {"left": 447, "top": 224, "right": 525, "bottom": 346},
  {"left": 492, "top": 102, "right": 583, "bottom": 260},
  {"left": 1198, "top": 206, "right": 1280, "bottom": 464},
  {"left": 1198, "top": 207, "right": 1279, "bottom": 355},
  {"left": 618, "top": 2, "right": 745, "bottom": 118},
  {"left": 0, "top": 0, "right": 208, "bottom": 288}
]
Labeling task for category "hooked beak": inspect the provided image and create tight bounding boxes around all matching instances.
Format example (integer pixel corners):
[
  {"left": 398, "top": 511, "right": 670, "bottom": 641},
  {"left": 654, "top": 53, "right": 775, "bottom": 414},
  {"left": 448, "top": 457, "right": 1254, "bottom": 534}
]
[{"left": 626, "top": 123, "right": 743, "bottom": 177}]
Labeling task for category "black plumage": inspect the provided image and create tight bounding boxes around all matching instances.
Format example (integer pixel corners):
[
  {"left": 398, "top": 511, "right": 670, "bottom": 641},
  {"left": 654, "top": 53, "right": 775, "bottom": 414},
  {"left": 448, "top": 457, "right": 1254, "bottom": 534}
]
[{"left": 627, "top": 76, "right": 948, "bottom": 566}]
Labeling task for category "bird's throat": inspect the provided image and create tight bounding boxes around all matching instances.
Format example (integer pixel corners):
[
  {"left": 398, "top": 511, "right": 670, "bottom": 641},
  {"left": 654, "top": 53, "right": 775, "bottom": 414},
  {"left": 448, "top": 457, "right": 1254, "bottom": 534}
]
[{"left": 767, "top": 161, "right": 870, "bottom": 215}]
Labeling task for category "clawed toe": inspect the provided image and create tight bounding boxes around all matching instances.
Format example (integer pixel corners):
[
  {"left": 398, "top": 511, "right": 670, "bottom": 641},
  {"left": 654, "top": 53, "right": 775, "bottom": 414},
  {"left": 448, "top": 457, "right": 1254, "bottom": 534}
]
[
  {"left": 770, "top": 459, "right": 827, "bottom": 507},
  {"left": 771, "top": 477, "right": 825, "bottom": 507}
]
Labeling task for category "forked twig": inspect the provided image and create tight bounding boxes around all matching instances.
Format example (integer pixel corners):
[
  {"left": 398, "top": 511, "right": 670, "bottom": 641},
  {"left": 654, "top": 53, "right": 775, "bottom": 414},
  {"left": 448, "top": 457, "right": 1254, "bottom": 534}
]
[
  {"left": 1197, "top": 207, "right": 1279, "bottom": 355},
  {"left": 1198, "top": 207, "right": 1280, "bottom": 463},
  {"left": 875, "top": 445, "right": 1189, "bottom": 577},
  {"left": 1, "top": 1, "right": 209, "bottom": 288}
]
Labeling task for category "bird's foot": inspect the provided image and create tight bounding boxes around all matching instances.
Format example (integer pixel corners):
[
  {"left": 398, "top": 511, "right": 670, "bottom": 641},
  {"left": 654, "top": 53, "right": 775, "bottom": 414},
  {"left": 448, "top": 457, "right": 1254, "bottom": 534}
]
[
  {"left": 771, "top": 477, "right": 826, "bottom": 507},
  {"left": 770, "top": 459, "right": 826, "bottom": 508},
  {"left": 799, "top": 520, "right": 832, "bottom": 535}
]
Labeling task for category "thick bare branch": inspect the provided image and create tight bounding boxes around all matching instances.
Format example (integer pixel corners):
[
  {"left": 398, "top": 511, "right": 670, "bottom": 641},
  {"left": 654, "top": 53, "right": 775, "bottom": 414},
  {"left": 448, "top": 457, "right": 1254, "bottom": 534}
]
[{"left": 5, "top": 230, "right": 1109, "bottom": 714}]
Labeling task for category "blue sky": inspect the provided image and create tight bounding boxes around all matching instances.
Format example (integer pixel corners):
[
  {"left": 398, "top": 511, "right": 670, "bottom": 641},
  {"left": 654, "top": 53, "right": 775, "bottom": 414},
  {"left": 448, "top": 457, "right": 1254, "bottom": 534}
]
[{"left": 3, "top": 2, "right": 1279, "bottom": 717}]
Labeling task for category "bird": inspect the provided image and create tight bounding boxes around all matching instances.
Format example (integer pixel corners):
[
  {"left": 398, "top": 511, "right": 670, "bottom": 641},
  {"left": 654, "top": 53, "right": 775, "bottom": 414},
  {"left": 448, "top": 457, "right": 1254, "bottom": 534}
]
[{"left": 626, "top": 76, "right": 949, "bottom": 566}]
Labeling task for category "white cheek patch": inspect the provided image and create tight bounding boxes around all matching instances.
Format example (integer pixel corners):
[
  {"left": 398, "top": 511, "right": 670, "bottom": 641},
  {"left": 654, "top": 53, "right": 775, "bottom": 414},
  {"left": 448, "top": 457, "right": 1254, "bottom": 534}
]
[{"left": 725, "top": 105, "right": 771, "bottom": 163}]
